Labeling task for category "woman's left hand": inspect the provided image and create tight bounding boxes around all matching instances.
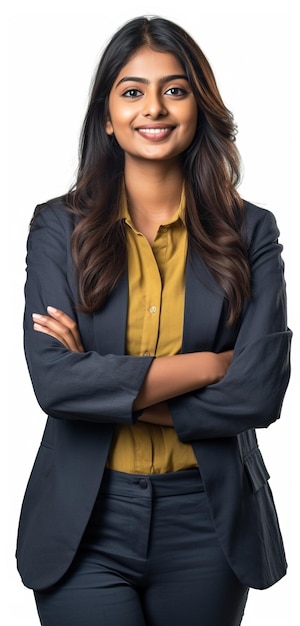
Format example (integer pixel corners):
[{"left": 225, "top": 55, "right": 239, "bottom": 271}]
[{"left": 32, "top": 306, "right": 84, "bottom": 352}]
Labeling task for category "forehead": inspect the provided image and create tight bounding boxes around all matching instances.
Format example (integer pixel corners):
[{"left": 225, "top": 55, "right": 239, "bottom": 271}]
[{"left": 113, "top": 46, "right": 186, "bottom": 84}]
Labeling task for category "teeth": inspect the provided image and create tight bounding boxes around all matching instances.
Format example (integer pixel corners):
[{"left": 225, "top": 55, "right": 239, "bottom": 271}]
[{"left": 138, "top": 128, "right": 170, "bottom": 134}]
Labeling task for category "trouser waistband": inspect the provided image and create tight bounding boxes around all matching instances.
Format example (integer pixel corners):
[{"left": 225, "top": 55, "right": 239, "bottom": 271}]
[{"left": 99, "top": 467, "right": 204, "bottom": 497}]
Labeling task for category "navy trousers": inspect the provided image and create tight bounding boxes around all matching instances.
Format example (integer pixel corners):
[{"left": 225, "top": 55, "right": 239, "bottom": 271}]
[{"left": 34, "top": 468, "right": 249, "bottom": 626}]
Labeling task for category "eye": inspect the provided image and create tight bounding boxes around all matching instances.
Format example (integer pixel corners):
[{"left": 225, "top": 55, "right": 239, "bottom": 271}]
[
  {"left": 122, "top": 88, "right": 143, "bottom": 98},
  {"left": 165, "top": 86, "right": 188, "bottom": 96}
]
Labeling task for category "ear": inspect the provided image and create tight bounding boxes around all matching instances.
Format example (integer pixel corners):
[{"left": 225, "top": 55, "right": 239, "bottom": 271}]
[{"left": 105, "top": 118, "right": 114, "bottom": 135}]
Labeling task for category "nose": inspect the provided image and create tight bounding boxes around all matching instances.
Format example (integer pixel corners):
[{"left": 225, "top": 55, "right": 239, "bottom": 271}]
[{"left": 142, "top": 90, "right": 167, "bottom": 118}]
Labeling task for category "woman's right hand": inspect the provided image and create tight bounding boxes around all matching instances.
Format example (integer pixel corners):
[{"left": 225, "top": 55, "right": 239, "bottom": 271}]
[{"left": 32, "top": 306, "right": 84, "bottom": 353}]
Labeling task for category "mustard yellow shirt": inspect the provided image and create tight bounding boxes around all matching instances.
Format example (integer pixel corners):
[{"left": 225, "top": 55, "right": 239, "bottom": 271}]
[{"left": 106, "top": 189, "right": 197, "bottom": 474}]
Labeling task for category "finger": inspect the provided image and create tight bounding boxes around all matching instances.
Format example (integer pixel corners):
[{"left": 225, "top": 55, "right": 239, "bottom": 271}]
[
  {"left": 33, "top": 316, "right": 79, "bottom": 351},
  {"left": 32, "top": 309, "right": 84, "bottom": 352},
  {"left": 33, "top": 322, "right": 71, "bottom": 350},
  {"left": 32, "top": 313, "right": 84, "bottom": 352},
  {"left": 47, "top": 306, "right": 84, "bottom": 351}
]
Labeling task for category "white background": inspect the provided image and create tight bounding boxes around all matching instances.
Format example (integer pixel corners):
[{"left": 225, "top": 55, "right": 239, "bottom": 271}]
[{"left": 3, "top": 0, "right": 299, "bottom": 624}]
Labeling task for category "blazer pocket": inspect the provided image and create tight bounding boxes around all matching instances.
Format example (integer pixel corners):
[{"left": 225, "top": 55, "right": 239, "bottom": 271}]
[{"left": 244, "top": 447, "right": 270, "bottom": 492}]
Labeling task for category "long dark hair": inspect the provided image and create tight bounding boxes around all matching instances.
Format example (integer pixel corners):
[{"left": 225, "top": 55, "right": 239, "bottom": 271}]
[{"left": 66, "top": 15, "right": 250, "bottom": 325}]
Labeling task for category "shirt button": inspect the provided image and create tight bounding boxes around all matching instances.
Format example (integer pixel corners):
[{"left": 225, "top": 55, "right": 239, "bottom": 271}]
[{"left": 149, "top": 306, "right": 157, "bottom": 314}]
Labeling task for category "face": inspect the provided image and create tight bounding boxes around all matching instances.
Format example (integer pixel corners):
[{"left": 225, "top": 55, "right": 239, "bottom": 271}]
[{"left": 105, "top": 47, "right": 198, "bottom": 164}]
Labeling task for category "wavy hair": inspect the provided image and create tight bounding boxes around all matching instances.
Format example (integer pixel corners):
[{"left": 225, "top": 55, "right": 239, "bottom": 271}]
[{"left": 66, "top": 15, "right": 250, "bottom": 325}]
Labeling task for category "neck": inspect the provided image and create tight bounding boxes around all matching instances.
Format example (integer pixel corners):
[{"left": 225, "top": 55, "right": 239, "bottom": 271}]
[{"left": 124, "top": 159, "right": 184, "bottom": 241}]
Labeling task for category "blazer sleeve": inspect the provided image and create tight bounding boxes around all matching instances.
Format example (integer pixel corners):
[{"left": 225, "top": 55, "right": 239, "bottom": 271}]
[
  {"left": 170, "top": 206, "right": 292, "bottom": 440},
  {"left": 23, "top": 201, "right": 154, "bottom": 424}
]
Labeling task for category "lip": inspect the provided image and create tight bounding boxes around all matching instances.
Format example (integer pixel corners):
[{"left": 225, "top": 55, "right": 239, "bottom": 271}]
[{"left": 135, "top": 124, "right": 175, "bottom": 142}]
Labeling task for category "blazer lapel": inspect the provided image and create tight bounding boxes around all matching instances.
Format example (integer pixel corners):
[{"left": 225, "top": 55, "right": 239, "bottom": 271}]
[
  {"left": 182, "top": 249, "right": 225, "bottom": 352},
  {"left": 93, "top": 272, "right": 128, "bottom": 355}
]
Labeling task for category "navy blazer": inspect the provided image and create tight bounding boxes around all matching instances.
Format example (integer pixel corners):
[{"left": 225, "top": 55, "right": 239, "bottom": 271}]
[{"left": 16, "top": 197, "right": 292, "bottom": 591}]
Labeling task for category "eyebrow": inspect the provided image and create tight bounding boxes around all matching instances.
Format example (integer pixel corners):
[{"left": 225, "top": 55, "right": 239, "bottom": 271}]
[{"left": 115, "top": 74, "right": 189, "bottom": 88}]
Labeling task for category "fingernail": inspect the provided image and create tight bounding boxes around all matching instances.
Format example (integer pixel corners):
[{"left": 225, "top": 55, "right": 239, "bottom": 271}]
[
  {"left": 47, "top": 306, "right": 57, "bottom": 313},
  {"left": 33, "top": 323, "right": 43, "bottom": 330},
  {"left": 32, "top": 313, "right": 42, "bottom": 320}
]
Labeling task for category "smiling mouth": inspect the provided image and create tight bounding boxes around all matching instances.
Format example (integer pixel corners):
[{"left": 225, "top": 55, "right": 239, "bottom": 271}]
[
  {"left": 137, "top": 127, "right": 172, "bottom": 134},
  {"left": 136, "top": 126, "right": 175, "bottom": 141}
]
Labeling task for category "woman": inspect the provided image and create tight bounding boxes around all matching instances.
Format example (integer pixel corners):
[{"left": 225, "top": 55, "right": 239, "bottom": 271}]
[{"left": 16, "top": 15, "right": 292, "bottom": 626}]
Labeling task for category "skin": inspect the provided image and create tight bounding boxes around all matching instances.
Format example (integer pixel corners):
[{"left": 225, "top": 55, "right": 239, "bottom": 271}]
[
  {"left": 32, "top": 47, "right": 233, "bottom": 426},
  {"left": 106, "top": 46, "right": 198, "bottom": 243}
]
